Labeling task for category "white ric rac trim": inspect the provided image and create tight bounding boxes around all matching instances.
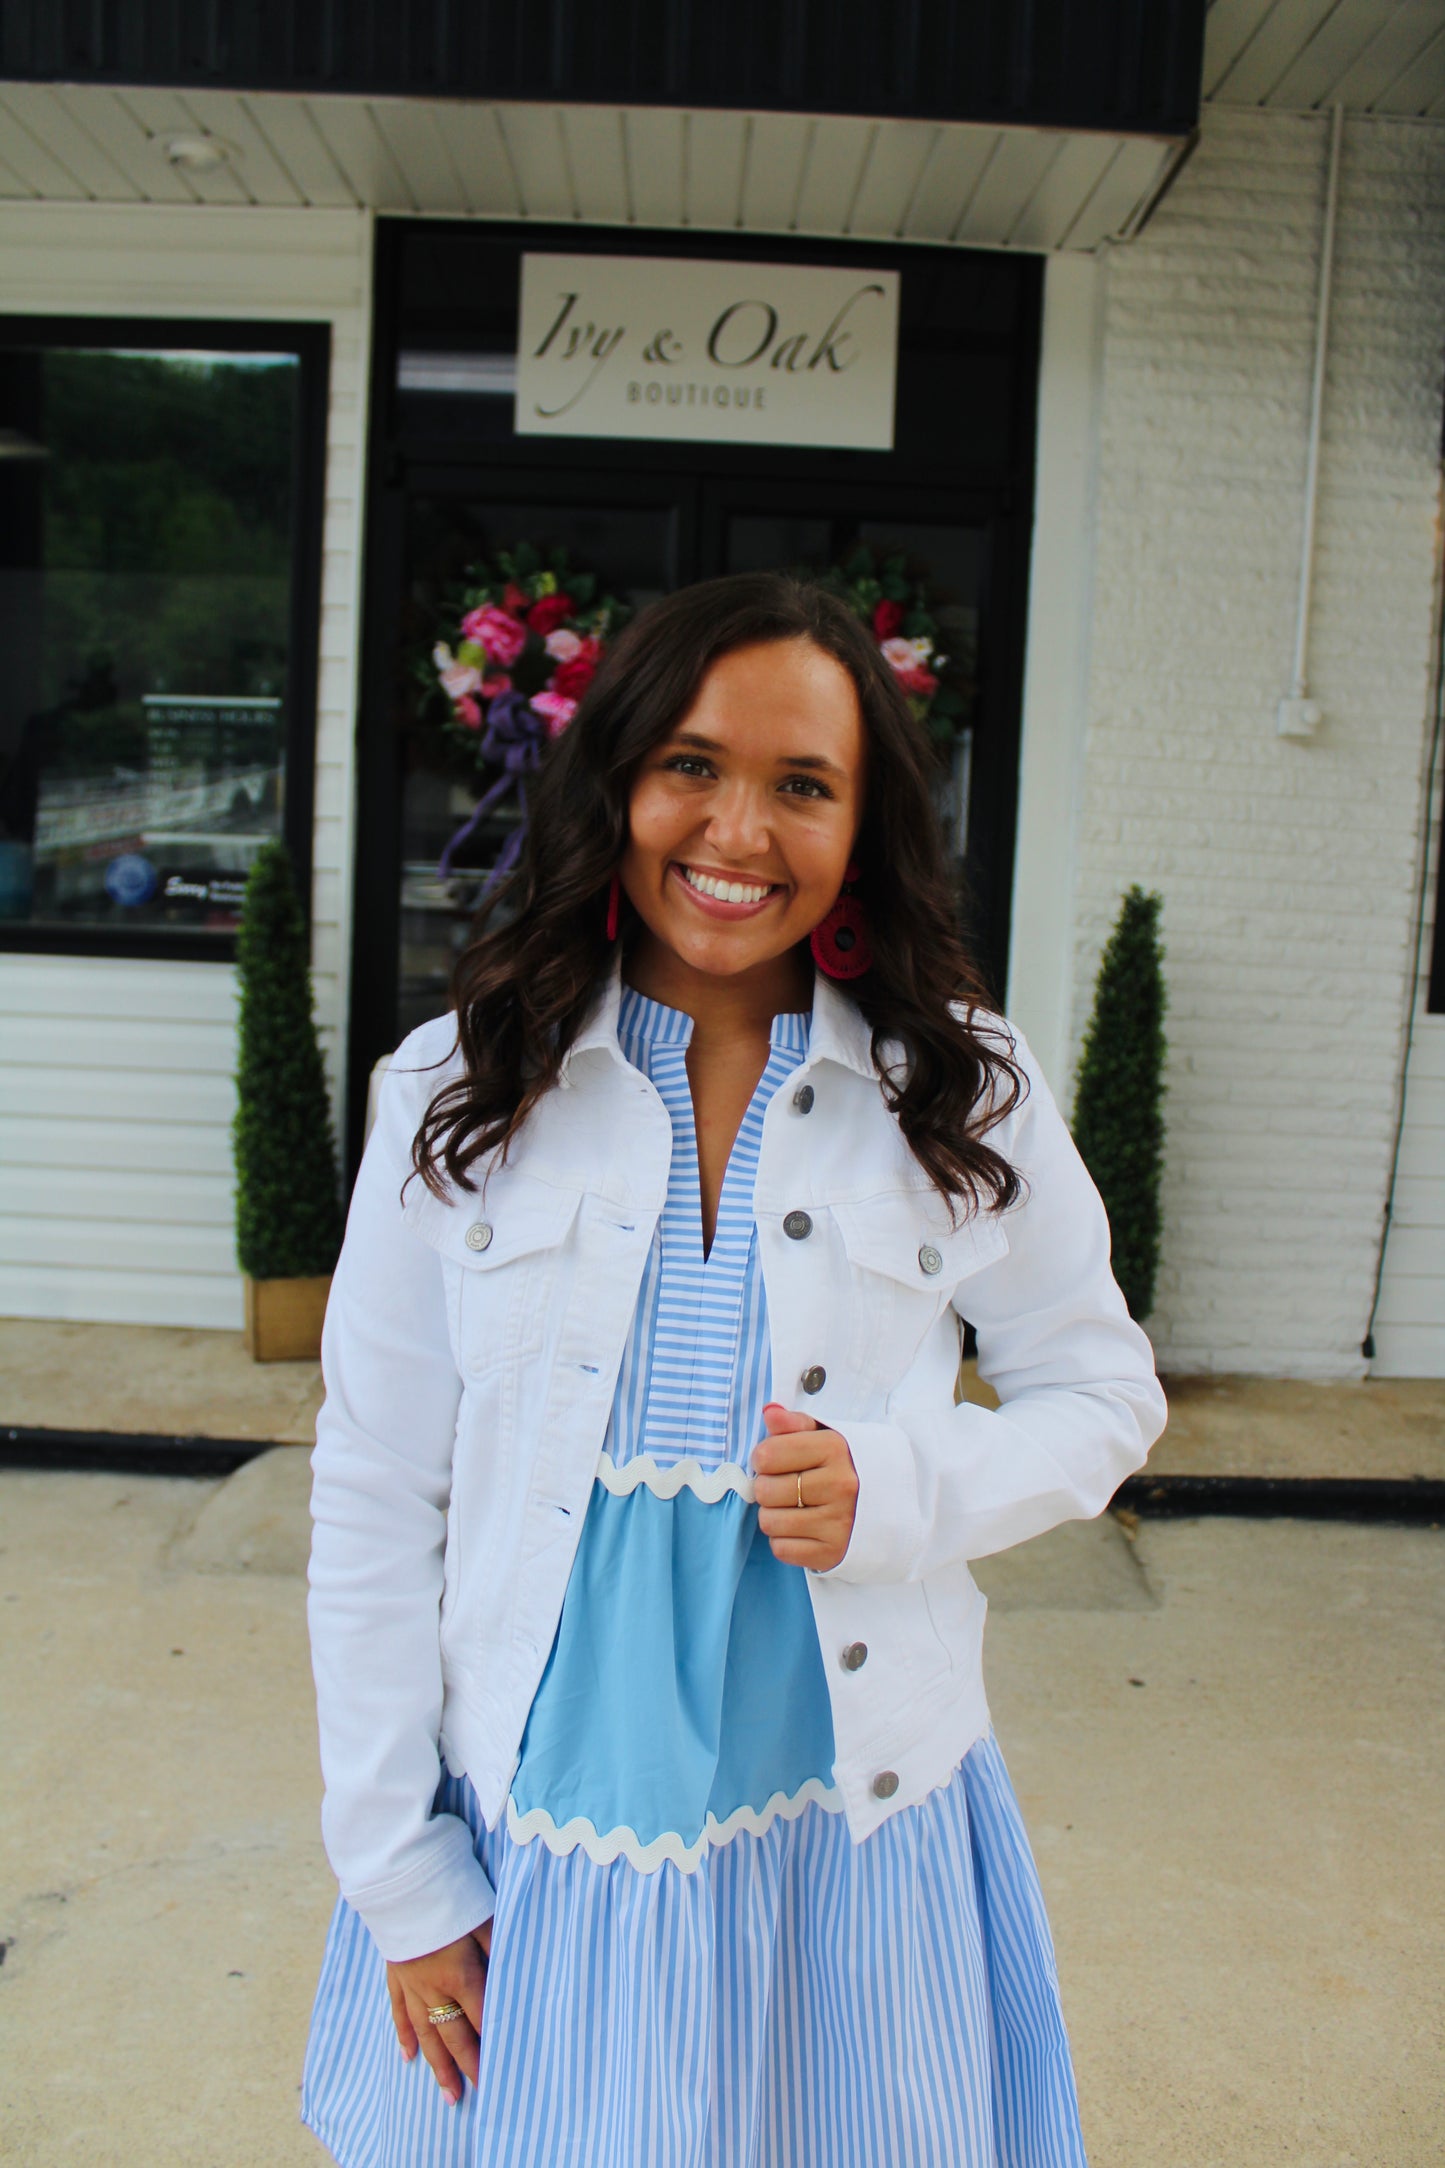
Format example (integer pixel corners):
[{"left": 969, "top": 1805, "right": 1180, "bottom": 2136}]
[
  {"left": 505, "top": 1778, "right": 844, "bottom": 1873},
  {"left": 594, "top": 1449, "right": 756, "bottom": 1503}
]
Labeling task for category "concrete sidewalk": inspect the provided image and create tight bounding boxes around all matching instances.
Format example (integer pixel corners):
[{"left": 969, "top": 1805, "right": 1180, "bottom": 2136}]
[
  {"left": 6, "top": 1316, "right": 1445, "bottom": 1480},
  {"left": 1, "top": 1454, "right": 1440, "bottom": 2166}
]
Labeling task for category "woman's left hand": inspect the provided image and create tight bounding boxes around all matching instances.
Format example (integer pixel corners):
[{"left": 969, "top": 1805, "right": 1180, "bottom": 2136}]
[{"left": 752, "top": 1403, "right": 859, "bottom": 1572}]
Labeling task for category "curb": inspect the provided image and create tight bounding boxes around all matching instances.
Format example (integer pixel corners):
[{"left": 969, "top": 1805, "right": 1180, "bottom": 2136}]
[{"left": 4, "top": 1428, "right": 1444, "bottom": 1522}]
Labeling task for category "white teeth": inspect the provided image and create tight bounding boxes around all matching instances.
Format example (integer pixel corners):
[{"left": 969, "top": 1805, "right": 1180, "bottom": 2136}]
[{"left": 682, "top": 866, "right": 772, "bottom": 905}]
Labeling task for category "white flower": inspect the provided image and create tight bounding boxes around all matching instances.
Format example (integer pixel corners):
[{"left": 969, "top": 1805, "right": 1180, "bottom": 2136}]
[
  {"left": 434, "top": 641, "right": 482, "bottom": 701},
  {"left": 544, "top": 627, "right": 583, "bottom": 662}
]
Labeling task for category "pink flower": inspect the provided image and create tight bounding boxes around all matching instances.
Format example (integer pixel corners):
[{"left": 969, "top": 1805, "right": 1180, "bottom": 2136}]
[
  {"left": 879, "top": 636, "right": 919, "bottom": 673},
  {"left": 894, "top": 664, "right": 938, "bottom": 697},
  {"left": 454, "top": 695, "right": 482, "bottom": 729},
  {"left": 480, "top": 674, "right": 512, "bottom": 698},
  {"left": 530, "top": 690, "right": 578, "bottom": 736},
  {"left": 461, "top": 605, "right": 528, "bottom": 667},
  {"left": 544, "top": 627, "right": 583, "bottom": 662}
]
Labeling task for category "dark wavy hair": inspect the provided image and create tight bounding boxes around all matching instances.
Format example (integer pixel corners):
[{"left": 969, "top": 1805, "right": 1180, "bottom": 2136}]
[{"left": 413, "top": 571, "right": 1024, "bottom": 1216}]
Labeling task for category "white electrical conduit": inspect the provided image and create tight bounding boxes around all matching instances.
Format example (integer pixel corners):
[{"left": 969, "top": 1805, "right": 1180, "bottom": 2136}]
[{"left": 1278, "top": 102, "right": 1345, "bottom": 739}]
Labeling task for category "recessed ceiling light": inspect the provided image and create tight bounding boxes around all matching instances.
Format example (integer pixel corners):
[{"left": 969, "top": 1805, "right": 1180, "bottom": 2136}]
[{"left": 162, "top": 133, "right": 232, "bottom": 172}]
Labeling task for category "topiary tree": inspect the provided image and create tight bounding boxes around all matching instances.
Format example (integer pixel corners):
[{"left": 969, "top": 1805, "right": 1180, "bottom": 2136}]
[
  {"left": 233, "top": 839, "right": 343, "bottom": 1281},
  {"left": 1072, "top": 886, "right": 1167, "bottom": 1322}
]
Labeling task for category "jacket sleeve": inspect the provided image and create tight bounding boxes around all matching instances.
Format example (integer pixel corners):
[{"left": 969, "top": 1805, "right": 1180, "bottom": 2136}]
[
  {"left": 818, "top": 1025, "right": 1167, "bottom": 1582},
  {"left": 307, "top": 1038, "right": 497, "bottom": 1962}
]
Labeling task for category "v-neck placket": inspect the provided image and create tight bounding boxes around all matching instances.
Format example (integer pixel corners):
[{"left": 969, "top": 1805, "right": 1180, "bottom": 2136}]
[{"left": 613, "top": 988, "right": 810, "bottom": 1466}]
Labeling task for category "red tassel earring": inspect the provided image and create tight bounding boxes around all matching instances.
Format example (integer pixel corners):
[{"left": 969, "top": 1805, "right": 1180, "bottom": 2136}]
[
  {"left": 810, "top": 862, "right": 873, "bottom": 980},
  {"left": 605, "top": 870, "right": 622, "bottom": 942}
]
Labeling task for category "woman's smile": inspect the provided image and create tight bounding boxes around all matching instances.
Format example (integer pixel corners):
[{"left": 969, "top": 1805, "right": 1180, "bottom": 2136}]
[{"left": 670, "top": 861, "right": 786, "bottom": 917}]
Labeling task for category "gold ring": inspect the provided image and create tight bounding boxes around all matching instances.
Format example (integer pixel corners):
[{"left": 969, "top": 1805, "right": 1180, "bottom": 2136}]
[
  {"left": 796, "top": 1472, "right": 805, "bottom": 1510},
  {"left": 426, "top": 2002, "right": 466, "bottom": 2026}
]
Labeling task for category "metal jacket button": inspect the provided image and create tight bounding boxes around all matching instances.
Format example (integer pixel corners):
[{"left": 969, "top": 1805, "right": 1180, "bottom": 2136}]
[
  {"left": 793, "top": 1084, "right": 815, "bottom": 1113},
  {"left": 840, "top": 1641, "right": 868, "bottom": 1672},
  {"left": 801, "top": 1365, "right": 826, "bottom": 1394},
  {"left": 918, "top": 1243, "right": 943, "bottom": 1276},
  {"left": 872, "top": 1770, "right": 899, "bottom": 1799},
  {"left": 464, "top": 1222, "right": 493, "bottom": 1252},
  {"left": 783, "top": 1210, "right": 813, "bottom": 1240}
]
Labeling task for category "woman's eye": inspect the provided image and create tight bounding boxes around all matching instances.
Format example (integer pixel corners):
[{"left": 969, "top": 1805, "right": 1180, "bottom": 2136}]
[
  {"left": 663, "top": 755, "right": 712, "bottom": 777},
  {"left": 780, "top": 775, "right": 833, "bottom": 799}
]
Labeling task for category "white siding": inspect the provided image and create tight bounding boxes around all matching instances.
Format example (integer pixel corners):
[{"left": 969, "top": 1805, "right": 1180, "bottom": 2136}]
[
  {"left": 0, "top": 202, "right": 370, "bottom": 1330},
  {"left": 1067, "top": 107, "right": 1445, "bottom": 1377}
]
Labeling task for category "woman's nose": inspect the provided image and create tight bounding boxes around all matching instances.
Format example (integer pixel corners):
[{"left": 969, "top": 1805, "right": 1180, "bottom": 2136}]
[{"left": 703, "top": 785, "right": 771, "bottom": 862}]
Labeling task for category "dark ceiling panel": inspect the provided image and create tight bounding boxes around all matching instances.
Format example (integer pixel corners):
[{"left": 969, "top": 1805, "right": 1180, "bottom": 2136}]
[{"left": 1, "top": 0, "right": 1206, "bottom": 135}]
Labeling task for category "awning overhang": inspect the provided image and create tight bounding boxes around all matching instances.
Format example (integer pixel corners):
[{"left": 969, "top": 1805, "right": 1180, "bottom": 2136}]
[{"left": 0, "top": 84, "right": 1190, "bottom": 254}]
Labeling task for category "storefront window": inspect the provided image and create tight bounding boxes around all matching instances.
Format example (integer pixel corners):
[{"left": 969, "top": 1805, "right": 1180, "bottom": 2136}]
[{"left": 0, "top": 324, "right": 325, "bottom": 950}]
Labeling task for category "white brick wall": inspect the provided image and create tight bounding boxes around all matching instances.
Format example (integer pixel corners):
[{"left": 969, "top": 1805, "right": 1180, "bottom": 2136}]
[
  {"left": 1070, "top": 108, "right": 1445, "bottom": 1377},
  {"left": 1371, "top": 719, "right": 1445, "bottom": 1376}
]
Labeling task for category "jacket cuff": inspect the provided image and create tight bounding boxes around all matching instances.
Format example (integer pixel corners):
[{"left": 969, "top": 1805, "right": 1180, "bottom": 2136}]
[
  {"left": 344, "top": 1815, "right": 497, "bottom": 1964},
  {"left": 814, "top": 1418, "right": 920, "bottom": 1584}
]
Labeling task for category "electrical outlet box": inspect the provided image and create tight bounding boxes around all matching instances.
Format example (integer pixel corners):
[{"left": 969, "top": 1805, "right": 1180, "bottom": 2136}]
[{"left": 1277, "top": 695, "right": 1323, "bottom": 739}]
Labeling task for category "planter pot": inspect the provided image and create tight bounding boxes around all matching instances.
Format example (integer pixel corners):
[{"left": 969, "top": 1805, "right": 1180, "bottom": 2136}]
[{"left": 244, "top": 1274, "right": 331, "bottom": 1363}]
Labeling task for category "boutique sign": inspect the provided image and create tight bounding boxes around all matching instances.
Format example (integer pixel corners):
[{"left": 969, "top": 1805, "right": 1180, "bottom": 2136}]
[{"left": 515, "top": 254, "right": 899, "bottom": 450}]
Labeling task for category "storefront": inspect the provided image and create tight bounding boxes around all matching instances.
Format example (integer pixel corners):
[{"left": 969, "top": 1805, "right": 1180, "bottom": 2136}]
[
  {"left": 1, "top": 1, "right": 1442, "bottom": 1381},
  {"left": 347, "top": 219, "right": 1043, "bottom": 1151}
]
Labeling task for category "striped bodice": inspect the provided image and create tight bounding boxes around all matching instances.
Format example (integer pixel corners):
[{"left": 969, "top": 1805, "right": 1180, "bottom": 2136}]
[{"left": 605, "top": 986, "right": 810, "bottom": 1471}]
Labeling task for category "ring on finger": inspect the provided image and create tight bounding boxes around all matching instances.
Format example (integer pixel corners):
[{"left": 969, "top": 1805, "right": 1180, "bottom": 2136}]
[
  {"left": 796, "top": 1471, "right": 805, "bottom": 1510},
  {"left": 427, "top": 2002, "right": 466, "bottom": 2026}
]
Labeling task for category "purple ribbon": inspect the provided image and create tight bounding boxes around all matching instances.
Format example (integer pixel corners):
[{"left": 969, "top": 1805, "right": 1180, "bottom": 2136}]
[{"left": 438, "top": 690, "right": 547, "bottom": 890}]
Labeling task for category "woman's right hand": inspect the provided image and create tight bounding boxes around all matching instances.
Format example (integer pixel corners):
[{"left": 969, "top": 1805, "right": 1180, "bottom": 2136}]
[{"left": 385, "top": 1920, "right": 493, "bottom": 2105}]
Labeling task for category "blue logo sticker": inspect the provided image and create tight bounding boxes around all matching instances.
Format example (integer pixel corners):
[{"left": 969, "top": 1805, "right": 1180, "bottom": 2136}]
[{"left": 105, "top": 854, "right": 158, "bottom": 907}]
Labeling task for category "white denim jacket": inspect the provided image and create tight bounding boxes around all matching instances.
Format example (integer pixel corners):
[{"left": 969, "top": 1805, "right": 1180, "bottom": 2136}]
[{"left": 308, "top": 964, "right": 1166, "bottom": 1961}]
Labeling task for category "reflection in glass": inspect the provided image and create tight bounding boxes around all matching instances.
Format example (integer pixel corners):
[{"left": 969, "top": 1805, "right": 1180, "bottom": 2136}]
[
  {"left": 396, "top": 499, "right": 674, "bottom": 1042},
  {"left": 725, "top": 511, "right": 983, "bottom": 865},
  {"left": 0, "top": 345, "right": 299, "bottom": 932}
]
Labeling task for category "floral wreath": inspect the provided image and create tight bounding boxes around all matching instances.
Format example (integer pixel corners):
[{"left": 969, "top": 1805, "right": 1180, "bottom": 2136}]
[
  {"left": 822, "top": 546, "right": 973, "bottom": 747},
  {"left": 423, "top": 543, "right": 629, "bottom": 887}
]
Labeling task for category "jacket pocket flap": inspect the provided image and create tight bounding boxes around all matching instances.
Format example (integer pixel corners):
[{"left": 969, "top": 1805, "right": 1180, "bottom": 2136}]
[
  {"left": 832, "top": 1192, "right": 1008, "bottom": 1291},
  {"left": 403, "top": 1177, "right": 582, "bottom": 1270}
]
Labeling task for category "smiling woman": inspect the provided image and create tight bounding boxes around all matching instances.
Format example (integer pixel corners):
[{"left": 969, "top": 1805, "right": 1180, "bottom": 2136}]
[
  {"left": 302, "top": 569, "right": 1166, "bottom": 2167},
  {"left": 413, "top": 573, "right": 1023, "bottom": 1217}
]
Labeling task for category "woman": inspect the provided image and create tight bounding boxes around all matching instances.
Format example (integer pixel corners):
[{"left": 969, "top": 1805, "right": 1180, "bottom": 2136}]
[{"left": 302, "top": 571, "right": 1166, "bottom": 2167}]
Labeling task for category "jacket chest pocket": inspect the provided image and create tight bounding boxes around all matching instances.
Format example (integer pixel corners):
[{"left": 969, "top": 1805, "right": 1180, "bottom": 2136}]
[
  {"left": 405, "top": 1177, "right": 584, "bottom": 1379},
  {"left": 830, "top": 1190, "right": 1009, "bottom": 1380}
]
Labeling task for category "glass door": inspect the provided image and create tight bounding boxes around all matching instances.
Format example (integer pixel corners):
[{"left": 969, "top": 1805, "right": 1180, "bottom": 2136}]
[
  {"left": 394, "top": 490, "right": 680, "bottom": 1040},
  {"left": 698, "top": 480, "right": 1007, "bottom": 978}
]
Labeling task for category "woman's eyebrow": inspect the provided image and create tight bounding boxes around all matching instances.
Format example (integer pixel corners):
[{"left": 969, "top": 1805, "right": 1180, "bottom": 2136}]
[{"left": 671, "top": 730, "right": 846, "bottom": 779}]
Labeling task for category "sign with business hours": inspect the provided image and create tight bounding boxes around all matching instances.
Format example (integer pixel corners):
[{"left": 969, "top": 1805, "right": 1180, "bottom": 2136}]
[{"left": 515, "top": 254, "right": 899, "bottom": 450}]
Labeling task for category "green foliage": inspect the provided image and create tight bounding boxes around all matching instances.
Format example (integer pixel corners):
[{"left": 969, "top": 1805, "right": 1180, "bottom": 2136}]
[
  {"left": 1072, "top": 887, "right": 1167, "bottom": 1323},
  {"left": 232, "top": 842, "right": 343, "bottom": 1281},
  {"left": 38, "top": 351, "right": 296, "bottom": 717}
]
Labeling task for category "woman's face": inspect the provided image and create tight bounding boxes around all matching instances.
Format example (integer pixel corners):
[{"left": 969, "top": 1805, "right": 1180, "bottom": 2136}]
[{"left": 621, "top": 637, "right": 866, "bottom": 983}]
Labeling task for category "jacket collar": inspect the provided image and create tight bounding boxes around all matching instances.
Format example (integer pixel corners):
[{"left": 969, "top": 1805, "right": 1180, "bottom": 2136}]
[{"left": 564, "top": 950, "right": 877, "bottom": 1080}]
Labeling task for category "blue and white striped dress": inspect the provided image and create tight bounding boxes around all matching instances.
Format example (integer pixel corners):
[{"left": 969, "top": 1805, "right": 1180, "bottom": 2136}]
[{"left": 302, "top": 989, "right": 1088, "bottom": 2168}]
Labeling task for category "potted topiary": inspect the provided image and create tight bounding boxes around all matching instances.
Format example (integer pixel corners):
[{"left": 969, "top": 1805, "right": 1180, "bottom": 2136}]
[
  {"left": 1072, "top": 886, "right": 1167, "bottom": 1323},
  {"left": 232, "top": 839, "right": 343, "bottom": 1361}
]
